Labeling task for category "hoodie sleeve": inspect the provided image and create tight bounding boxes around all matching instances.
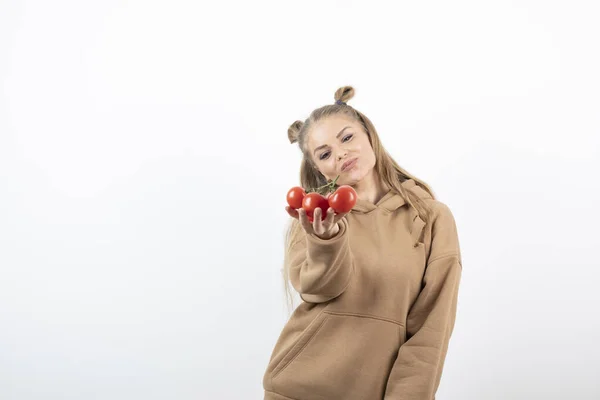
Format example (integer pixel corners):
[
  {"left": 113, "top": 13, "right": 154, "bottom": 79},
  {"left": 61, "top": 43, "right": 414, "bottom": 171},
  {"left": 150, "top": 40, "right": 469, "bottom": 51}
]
[
  {"left": 287, "top": 217, "right": 354, "bottom": 304},
  {"left": 384, "top": 202, "right": 462, "bottom": 400}
]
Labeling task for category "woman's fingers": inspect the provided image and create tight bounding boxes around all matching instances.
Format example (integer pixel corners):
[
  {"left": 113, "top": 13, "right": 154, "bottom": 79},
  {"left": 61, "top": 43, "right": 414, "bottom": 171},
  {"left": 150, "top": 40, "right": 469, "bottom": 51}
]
[
  {"left": 333, "top": 211, "right": 348, "bottom": 224},
  {"left": 314, "top": 207, "right": 337, "bottom": 235},
  {"left": 285, "top": 206, "right": 299, "bottom": 219},
  {"left": 298, "top": 208, "right": 313, "bottom": 233},
  {"left": 312, "top": 208, "right": 323, "bottom": 233},
  {"left": 290, "top": 206, "right": 347, "bottom": 236},
  {"left": 325, "top": 207, "right": 335, "bottom": 227}
]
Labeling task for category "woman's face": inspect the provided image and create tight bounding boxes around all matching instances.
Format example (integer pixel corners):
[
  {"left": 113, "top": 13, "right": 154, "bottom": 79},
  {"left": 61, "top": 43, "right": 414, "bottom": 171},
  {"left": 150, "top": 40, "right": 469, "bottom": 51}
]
[{"left": 307, "top": 115, "right": 376, "bottom": 187}]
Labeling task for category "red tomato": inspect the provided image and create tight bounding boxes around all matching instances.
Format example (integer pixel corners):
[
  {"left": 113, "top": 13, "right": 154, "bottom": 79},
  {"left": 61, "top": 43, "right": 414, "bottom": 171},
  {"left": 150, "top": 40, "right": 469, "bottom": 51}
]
[
  {"left": 302, "top": 192, "right": 330, "bottom": 222},
  {"left": 328, "top": 185, "right": 357, "bottom": 213},
  {"left": 286, "top": 186, "right": 306, "bottom": 209}
]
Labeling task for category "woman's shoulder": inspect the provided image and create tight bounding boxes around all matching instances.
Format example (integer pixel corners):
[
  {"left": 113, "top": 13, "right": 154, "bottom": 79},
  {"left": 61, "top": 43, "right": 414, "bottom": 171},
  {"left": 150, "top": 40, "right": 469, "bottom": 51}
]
[
  {"left": 424, "top": 197, "right": 454, "bottom": 214},
  {"left": 420, "top": 198, "right": 459, "bottom": 234}
]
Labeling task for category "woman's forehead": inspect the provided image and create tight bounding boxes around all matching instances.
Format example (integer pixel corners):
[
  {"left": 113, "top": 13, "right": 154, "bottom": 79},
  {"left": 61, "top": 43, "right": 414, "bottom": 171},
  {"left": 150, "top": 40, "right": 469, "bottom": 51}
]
[{"left": 309, "top": 116, "right": 358, "bottom": 144}]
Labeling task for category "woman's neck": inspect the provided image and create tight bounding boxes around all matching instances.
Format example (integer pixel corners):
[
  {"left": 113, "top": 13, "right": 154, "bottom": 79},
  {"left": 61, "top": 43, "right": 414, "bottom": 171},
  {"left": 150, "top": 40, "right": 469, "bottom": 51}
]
[{"left": 353, "top": 169, "right": 390, "bottom": 205}]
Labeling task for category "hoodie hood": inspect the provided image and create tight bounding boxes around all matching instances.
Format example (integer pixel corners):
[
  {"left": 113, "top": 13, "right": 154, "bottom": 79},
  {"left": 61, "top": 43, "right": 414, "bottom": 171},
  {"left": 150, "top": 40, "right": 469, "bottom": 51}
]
[{"left": 352, "top": 179, "right": 432, "bottom": 214}]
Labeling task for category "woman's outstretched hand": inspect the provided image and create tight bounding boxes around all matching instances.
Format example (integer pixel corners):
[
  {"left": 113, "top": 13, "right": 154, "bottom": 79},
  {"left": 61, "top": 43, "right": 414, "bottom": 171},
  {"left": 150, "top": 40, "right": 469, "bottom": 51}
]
[{"left": 285, "top": 206, "right": 348, "bottom": 239}]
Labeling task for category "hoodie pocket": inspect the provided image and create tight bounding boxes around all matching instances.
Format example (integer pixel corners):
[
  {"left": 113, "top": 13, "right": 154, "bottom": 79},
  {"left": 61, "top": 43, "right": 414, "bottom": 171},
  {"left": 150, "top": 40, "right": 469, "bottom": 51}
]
[{"left": 270, "top": 311, "right": 404, "bottom": 399}]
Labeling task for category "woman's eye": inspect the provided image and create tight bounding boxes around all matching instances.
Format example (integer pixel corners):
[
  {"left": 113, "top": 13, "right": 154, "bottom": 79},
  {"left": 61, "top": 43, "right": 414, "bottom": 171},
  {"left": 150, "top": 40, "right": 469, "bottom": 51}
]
[{"left": 319, "top": 134, "right": 353, "bottom": 160}]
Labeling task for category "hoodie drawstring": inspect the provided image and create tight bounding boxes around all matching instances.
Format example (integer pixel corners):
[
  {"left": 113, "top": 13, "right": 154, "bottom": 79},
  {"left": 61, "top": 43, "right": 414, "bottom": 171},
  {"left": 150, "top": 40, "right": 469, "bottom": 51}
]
[{"left": 410, "top": 212, "right": 426, "bottom": 248}]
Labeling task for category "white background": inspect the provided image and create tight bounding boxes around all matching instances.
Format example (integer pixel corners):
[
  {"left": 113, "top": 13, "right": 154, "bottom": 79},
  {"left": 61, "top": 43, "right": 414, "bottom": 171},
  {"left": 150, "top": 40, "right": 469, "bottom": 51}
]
[{"left": 1, "top": 1, "right": 599, "bottom": 399}]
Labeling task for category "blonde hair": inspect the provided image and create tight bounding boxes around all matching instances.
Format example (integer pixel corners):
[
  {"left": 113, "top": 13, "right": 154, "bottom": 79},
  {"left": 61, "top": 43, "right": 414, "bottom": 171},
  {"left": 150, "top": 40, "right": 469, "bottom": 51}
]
[{"left": 283, "top": 86, "right": 436, "bottom": 312}]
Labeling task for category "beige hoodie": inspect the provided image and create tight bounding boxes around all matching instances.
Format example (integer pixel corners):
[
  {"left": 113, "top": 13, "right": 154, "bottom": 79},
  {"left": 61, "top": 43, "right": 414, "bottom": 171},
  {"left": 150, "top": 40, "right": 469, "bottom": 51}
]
[{"left": 263, "top": 179, "right": 462, "bottom": 400}]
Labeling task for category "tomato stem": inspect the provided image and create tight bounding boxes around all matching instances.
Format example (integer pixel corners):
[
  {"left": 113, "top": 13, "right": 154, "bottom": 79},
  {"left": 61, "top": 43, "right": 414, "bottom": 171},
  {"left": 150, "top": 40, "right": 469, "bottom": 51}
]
[{"left": 305, "top": 174, "right": 341, "bottom": 195}]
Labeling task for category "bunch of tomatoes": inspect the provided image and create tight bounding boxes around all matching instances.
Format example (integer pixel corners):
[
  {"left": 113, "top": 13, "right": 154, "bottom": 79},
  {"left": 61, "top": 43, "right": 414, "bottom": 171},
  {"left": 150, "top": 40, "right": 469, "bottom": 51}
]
[{"left": 286, "top": 175, "right": 357, "bottom": 222}]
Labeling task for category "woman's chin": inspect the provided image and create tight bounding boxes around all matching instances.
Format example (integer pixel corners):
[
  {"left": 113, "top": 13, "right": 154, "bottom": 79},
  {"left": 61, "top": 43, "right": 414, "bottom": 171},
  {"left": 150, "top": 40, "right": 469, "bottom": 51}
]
[
  {"left": 334, "top": 169, "right": 363, "bottom": 187},
  {"left": 340, "top": 175, "right": 361, "bottom": 187}
]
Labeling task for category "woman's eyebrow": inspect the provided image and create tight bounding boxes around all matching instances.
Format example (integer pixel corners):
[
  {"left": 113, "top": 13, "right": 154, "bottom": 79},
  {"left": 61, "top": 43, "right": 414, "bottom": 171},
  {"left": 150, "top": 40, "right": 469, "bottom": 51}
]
[{"left": 313, "top": 126, "right": 351, "bottom": 155}]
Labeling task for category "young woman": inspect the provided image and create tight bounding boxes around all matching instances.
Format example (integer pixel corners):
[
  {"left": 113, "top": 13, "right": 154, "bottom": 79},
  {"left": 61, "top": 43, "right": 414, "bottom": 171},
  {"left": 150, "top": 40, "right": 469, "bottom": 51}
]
[{"left": 263, "top": 86, "right": 462, "bottom": 400}]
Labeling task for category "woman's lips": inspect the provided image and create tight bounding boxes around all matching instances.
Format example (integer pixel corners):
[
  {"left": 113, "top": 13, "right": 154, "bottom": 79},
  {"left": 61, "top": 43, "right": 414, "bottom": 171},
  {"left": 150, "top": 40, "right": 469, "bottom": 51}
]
[{"left": 341, "top": 158, "right": 358, "bottom": 172}]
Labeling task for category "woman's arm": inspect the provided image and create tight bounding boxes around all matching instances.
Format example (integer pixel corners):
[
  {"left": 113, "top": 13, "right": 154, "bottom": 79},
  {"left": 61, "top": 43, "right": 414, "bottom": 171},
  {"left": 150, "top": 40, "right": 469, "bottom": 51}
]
[{"left": 287, "top": 217, "right": 354, "bottom": 303}]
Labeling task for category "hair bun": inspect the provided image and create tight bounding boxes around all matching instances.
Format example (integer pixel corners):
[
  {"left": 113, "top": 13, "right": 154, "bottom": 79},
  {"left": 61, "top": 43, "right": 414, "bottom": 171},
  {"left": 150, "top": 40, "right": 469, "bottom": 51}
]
[
  {"left": 334, "top": 86, "right": 355, "bottom": 104},
  {"left": 288, "top": 120, "right": 304, "bottom": 144}
]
